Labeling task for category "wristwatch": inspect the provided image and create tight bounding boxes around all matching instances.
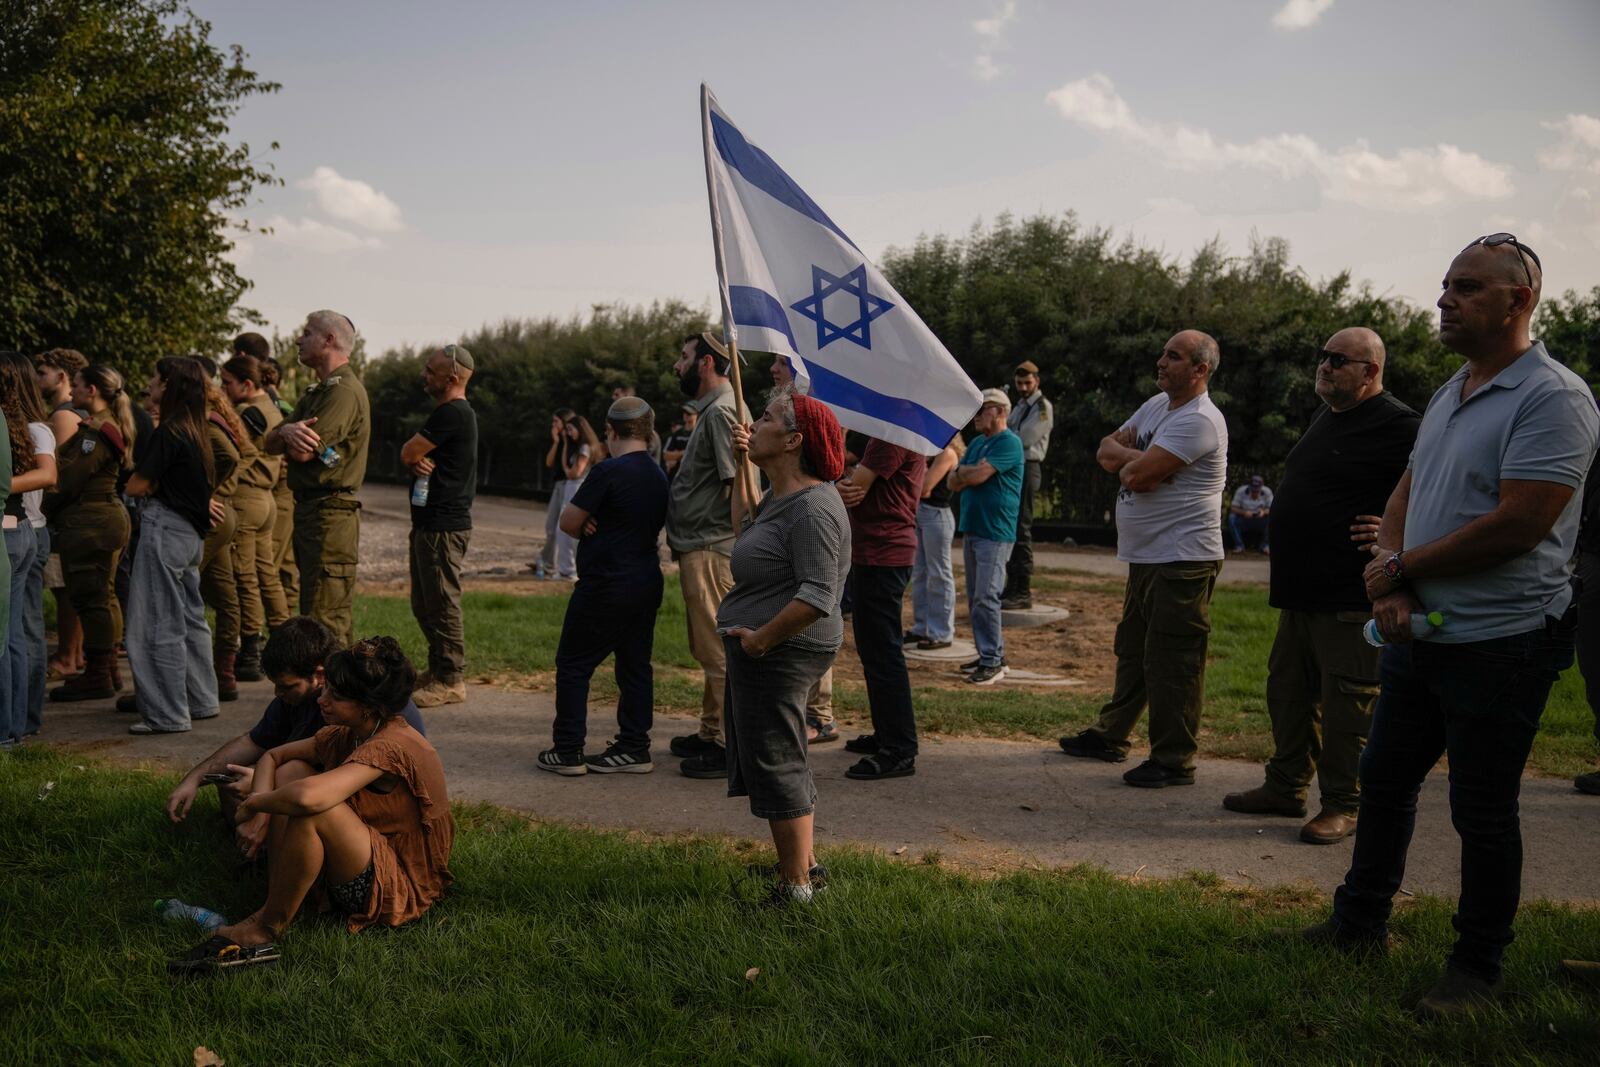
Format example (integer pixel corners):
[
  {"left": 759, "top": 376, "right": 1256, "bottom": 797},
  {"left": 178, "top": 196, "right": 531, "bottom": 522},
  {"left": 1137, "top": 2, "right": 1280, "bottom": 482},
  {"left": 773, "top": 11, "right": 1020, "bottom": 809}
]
[{"left": 1381, "top": 552, "right": 1405, "bottom": 584}]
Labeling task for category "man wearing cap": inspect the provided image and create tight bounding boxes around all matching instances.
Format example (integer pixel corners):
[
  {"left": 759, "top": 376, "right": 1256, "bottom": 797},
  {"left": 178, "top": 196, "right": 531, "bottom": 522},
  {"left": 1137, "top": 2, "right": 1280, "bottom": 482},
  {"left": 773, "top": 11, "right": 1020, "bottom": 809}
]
[
  {"left": 1003, "top": 360, "right": 1052, "bottom": 609},
  {"left": 1228, "top": 474, "right": 1274, "bottom": 553},
  {"left": 265, "top": 310, "right": 371, "bottom": 648},
  {"left": 400, "top": 344, "right": 478, "bottom": 708},
  {"left": 665, "top": 333, "right": 742, "bottom": 778},
  {"left": 1059, "top": 330, "right": 1227, "bottom": 788},
  {"left": 661, "top": 405, "right": 697, "bottom": 480},
  {"left": 947, "top": 389, "right": 1025, "bottom": 685},
  {"left": 538, "top": 395, "right": 670, "bottom": 775}
]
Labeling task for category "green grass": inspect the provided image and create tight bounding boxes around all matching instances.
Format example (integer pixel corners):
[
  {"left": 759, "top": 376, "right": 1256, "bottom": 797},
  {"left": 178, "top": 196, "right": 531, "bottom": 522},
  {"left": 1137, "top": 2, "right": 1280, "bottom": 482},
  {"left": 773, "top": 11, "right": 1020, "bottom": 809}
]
[
  {"left": 2, "top": 747, "right": 1596, "bottom": 1066},
  {"left": 347, "top": 584, "right": 1599, "bottom": 778}
]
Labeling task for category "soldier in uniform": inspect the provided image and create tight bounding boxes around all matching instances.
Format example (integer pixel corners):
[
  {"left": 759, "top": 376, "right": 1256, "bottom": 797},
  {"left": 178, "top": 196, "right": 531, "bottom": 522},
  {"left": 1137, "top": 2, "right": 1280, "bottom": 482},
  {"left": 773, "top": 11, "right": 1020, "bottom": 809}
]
[
  {"left": 265, "top": 310, "right": 370, "bottom": 647},
  {"left": 221, "top": 354, "right": 289, "bottom": 681},
  {"left": 47, "top": 365, "right": 135, "bottom": 702},
  {"left": 201, "top": 378, "right": 247, "bottom": 700},
  {"left": 254, "top": 352, "right": 300, "bottom": 605}
]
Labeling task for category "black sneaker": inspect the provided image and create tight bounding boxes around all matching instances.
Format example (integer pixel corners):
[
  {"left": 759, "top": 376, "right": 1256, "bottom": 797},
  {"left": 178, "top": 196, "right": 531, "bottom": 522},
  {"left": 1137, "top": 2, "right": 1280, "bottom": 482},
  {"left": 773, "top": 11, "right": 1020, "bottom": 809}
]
[
  {"left": 845, "top": 753, "right": 915, "bottom": 780},
  {"left": 586, "top": 742, "right": 653, "bottom": 774},
  {"left": 1058, "top": 730, "right": 1127, "bottom": 763},
  {"left": 960, "top": 655, "right": 1007, "bottom": 672},
  {"left": 844, "top": 733, "right": 880, "bottom": 755},
  {"left": 966, "top": 663, "right": 1008, "bottom": 685},
  {"left": 536, "top": 749, "right": 587, "bottom": 776},
  {"left": 1415, "top": 966, "right": 1503, "bottom": 1020},
  {"left": 1001, "top": 594, "right": 1032, "bottom": 610},
  {"left": 1292, "top": 918, "right": 1393, "bottom": 956},
  {"left": 680, "top": 746, "right": 727, "bottom": 779},
  {"left": 1122, "top": 759, "right": 1195, "bottom": 788},
  {"left": 669, "top": 733, "right": 718, "bottom": 758},
  {"left": 901, "top": 632, "right": 928, "bottom": 646}
]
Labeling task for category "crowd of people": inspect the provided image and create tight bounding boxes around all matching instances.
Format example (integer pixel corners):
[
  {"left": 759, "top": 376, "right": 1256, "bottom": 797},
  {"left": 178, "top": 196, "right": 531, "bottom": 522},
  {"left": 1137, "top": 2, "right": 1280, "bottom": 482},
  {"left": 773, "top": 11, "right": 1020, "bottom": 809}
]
[{"left": 5, "top": 234, "right": 1599, "bottom": 1010}]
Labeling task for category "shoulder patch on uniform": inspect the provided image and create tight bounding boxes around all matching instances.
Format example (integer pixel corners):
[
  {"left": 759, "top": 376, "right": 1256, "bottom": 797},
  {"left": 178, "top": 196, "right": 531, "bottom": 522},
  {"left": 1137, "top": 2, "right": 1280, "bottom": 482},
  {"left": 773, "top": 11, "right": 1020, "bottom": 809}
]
[
  {"left": 324, "top": 375, "right": 343, "bottom": 387},
  {"left": 81, "top": 436, "right": 96, "bottom": 455},
  {"left": 241, "top": 405, "right": 268, "bottom": 436}
]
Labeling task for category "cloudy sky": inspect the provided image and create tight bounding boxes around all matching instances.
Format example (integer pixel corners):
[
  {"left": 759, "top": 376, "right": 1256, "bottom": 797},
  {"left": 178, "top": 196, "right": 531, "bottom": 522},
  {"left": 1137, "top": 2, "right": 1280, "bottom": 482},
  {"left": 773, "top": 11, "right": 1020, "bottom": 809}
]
[{"left": 199, "top": 0, "right": 1600, "bottom": 358}]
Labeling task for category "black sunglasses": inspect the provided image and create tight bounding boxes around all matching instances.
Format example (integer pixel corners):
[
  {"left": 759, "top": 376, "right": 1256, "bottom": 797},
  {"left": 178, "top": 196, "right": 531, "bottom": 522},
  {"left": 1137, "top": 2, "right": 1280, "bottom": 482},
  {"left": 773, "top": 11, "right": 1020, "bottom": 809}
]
[
  {"left": 1318, "top": 350, "right": 1376, "bottom": 370},
  {"left": 1465, "top": 233, "right": 1541, "bottom": 288}
]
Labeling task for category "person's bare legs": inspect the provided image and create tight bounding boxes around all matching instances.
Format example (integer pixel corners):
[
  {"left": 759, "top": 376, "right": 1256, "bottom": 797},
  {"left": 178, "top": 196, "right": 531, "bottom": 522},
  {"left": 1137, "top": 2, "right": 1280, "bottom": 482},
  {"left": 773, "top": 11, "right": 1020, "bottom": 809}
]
[
  {"left": 51, "top": 591, "right": 84, "bottom": 674},
  {"left": 216, "top": 800, "right": 372, "bottom": 947},
  {"left": 769, "top": 813, "right": 815, "bottom": 885}
]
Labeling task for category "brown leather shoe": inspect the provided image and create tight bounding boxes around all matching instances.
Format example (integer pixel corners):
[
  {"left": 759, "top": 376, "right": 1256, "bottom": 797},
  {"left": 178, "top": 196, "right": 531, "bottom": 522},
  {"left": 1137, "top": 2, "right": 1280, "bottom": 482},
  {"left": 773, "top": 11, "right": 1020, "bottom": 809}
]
[
  {"left": 1300, "top": 809, "right": 1357, "bottom": 845},
  {"left": 1221, "top": 785, "right": 1306, "bottom": 818}
]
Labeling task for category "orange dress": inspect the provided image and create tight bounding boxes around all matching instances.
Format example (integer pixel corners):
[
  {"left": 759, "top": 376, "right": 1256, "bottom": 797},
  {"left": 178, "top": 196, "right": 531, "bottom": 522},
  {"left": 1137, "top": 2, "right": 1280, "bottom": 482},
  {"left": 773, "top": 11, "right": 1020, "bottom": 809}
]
[{"left": 313, "top": 720, "right": 454, "bottom": 931}]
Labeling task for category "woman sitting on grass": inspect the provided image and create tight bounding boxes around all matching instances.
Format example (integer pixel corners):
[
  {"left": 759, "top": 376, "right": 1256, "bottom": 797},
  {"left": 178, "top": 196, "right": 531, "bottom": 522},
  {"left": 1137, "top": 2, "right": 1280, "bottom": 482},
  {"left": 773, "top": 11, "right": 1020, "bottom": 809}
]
[{"left": 170, "top": 636, "right": 454, "bottom": 973}]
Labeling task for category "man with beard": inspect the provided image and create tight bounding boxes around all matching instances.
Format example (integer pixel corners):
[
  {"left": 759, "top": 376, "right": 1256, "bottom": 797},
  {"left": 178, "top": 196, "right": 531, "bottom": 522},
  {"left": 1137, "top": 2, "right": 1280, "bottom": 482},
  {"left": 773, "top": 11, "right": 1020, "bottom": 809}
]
[
  {"left": 400, "top": 345, "right": 479, "bottom": 708},
  {"left": 666, "top": 333, "right": 741, "bottom": 778}
]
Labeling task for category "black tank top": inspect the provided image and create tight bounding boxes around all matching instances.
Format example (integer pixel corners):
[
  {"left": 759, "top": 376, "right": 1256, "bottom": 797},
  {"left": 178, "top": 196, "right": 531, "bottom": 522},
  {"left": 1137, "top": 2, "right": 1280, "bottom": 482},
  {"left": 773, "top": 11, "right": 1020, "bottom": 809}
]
[{"left": 923, "top": 456, "right": 952, "bottom": 509}]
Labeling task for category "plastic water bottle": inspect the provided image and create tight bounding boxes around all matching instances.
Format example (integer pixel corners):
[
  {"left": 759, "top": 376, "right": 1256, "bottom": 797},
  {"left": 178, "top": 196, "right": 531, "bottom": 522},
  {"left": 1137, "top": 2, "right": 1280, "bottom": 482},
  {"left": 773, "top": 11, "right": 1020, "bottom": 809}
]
[
  {"left": 156, "top": 898, "right": 227, "bottom": 932},
  {"left": 411, "top": 474, "right": 430, "bottom": 507},
  {"left": 1363, "top": 611, "right": 1445, "bottom": 648},
  {"left": 316, "top": 444, "right": 340, "bottom": 468}
]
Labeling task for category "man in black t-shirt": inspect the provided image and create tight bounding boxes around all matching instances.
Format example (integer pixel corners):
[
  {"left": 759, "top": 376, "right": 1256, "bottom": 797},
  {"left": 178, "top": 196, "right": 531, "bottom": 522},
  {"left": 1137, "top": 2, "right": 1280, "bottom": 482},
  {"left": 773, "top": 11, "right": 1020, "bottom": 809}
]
[
  {"left": 1222, "top": 327, "right": 1421, "bottom": 844},
  {"left": 537, "top": 396, "right": 669, "bottom": 775},
  {"left": 400, "top": 345, "right": 479, "bottom": 708}
]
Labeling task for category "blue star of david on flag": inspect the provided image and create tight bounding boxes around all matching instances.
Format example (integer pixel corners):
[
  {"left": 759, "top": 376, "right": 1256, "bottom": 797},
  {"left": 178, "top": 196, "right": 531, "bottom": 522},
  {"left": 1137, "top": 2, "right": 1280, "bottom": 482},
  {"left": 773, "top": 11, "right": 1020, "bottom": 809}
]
[{"left": 788, "top": 264, "right": 895, "bottom": 350}]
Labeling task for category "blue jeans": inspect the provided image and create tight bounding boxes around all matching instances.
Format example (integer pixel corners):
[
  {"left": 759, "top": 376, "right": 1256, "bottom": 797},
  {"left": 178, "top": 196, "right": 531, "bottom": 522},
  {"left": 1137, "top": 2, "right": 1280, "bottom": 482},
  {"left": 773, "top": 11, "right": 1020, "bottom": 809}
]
[
  {"left": 3, "top": 522, "right": 38, "bottom": 743},
  {"left": 963, "top": 536, "right": 1012, "bottom": 667},
  {"left": 23, "top": 525, "right": 48, "bottom": 736},
  {"left": 911, "top": 504, "right": 955, "bottom": 642},
  {"left": 1332, "top": 619, "right": 1574, "bottom": 982},
  {"left": 126, "top": 501, "right": 217, "bottom": 731},
  {"left": 1229, "top": 513, "right": 1269, "bottom": 551}
]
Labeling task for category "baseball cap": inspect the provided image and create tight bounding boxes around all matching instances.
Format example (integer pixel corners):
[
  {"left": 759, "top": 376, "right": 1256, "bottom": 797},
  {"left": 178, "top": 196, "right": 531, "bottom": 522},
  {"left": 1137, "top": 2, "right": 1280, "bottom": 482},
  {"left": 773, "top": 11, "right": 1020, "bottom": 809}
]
[{"left": 980, "top": 388, "right": 1011, "bottom": 411}]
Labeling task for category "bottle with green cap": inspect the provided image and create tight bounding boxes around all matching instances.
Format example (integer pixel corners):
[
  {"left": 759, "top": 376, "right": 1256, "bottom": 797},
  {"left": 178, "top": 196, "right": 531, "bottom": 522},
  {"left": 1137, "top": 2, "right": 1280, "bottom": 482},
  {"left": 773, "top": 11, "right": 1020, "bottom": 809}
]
[{"left": 1363, "top": 611, "right": 1445, "bottom": 647}]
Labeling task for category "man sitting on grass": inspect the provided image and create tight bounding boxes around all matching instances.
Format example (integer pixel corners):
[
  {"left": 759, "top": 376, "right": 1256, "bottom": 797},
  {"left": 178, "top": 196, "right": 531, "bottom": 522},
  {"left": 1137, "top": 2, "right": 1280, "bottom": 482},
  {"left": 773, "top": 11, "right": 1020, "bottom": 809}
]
[
  {"left": 169, "top": 637, "right": 453, "bottom": 974},
  {"left": 165, "top": 616, "right": 425, "bottom": 859}
]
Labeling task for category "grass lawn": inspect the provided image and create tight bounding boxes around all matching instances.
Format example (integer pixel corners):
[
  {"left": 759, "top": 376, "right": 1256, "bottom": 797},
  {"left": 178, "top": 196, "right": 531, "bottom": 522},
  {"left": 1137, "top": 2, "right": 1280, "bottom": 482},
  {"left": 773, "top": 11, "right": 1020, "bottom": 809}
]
[
  {"left": 351, "top": 584, "right": 1600, "bottom": 778},
  {"left": 3, "top": 746, "right": 1596, "bottom": 1066}
]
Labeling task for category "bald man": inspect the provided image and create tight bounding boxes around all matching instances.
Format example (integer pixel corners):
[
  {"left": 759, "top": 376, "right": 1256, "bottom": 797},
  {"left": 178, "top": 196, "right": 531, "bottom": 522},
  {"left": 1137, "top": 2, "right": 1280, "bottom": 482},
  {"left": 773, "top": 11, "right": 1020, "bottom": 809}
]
[
  {"left": 1059, "top": 329, "right": 1228, "bottom": 787},
  {"left": 1300, "top": 237, "right": 1599, "bottom": 1020},
  {"left": 265, "top": 310, "right": 371, "bottom": 647},
  {"left": 1222, "top": 327, "right": 1420, "bottom": 845}
]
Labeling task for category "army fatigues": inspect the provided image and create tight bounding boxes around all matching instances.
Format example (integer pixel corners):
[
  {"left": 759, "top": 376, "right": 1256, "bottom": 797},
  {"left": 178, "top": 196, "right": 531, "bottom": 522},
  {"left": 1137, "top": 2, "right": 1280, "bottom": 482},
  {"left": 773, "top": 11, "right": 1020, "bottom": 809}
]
[
  {"left": 48, "top": 415, "right": 130, "bottom": 668},
  {"left": 233, "top": 395, "right": 289, "bottom": 637},
  {"left": 199, "top": 417, "right": 243, "bottom": 667},
  {"left": 287, "top": 370, "right": 370, "bottom": 647}
]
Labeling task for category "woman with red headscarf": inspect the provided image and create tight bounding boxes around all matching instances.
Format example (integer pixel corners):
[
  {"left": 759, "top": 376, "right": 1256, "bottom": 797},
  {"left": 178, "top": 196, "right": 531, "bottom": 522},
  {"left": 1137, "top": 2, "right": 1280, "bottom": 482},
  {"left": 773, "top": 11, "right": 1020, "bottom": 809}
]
[{"left": 717, "top": 388, "right": 850, "bottom": 906}]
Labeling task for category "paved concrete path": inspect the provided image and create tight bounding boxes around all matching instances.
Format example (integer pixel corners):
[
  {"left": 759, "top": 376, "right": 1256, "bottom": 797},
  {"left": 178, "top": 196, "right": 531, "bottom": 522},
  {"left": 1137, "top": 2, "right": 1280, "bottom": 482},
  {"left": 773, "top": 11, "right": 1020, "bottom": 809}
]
[{"left": 39, "top": 682, "right": 1598, "bottom": 903}]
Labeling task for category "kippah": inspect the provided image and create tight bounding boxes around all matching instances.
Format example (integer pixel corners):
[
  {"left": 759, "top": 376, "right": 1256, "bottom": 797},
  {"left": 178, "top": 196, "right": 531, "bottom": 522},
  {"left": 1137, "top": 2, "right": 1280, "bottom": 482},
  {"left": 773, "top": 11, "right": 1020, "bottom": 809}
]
[
  {"left": 607, "top": 395, "right": 653, "bottom": 421},
  {"left": 441, "top": 344, "right": 475, "bottom": 371}
]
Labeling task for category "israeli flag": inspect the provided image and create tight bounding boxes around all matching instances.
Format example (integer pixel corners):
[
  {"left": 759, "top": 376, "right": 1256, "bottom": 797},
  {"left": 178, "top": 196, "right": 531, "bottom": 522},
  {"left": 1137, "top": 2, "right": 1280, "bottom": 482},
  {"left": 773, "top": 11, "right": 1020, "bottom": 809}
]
[{"left": 701, "top": 85, "right": 981, "bottom": 454}]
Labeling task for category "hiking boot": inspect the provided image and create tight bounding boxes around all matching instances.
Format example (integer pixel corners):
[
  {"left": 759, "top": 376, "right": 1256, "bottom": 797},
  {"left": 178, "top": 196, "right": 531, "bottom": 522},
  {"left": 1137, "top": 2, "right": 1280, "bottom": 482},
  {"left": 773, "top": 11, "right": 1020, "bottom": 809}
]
[
  {"left": 585, "top": 742, "right": 653, "bottom": 774},
  {"left": 844, "top": 733, "right": 880, "bottom": 755},
  {"left": 1295, "top": 918, "right": 1392, "bottom": 956},
  {"left": 215, "top": 651, "right": 239, "bottom": 703},
  {"left": 966, "top": 662, "right": 1008, "bottom": 685},
  {"left": 50, "top": 649, "right": 117, "bottom": 702},
  {"left": 845, "top": 753, "right": 915, "bottom": 780},
  {"left": 1300, "top": 809, "right": 1358, "bottom": 845},
  {"left": 1057, "top": 730, "right": 1127, "bottom": 763},
  {"left": 1123, "top": 760, "right": 1195, "bottom": 788},
  {"left": 235, "top": 635, "right": 264, "bottom": 682},
  {"left": 1221, "top": 785, "right": 1306, "bottom": 818},
  {"left": 1559, "top": 959, "right": 1600, "bottom": 990},
  {"left": 413, "top": 679, "right": 466, "bottom": 708},
  {"left": 1575, "top": 770, "right": 1600, "bottom": 796},
  {"left": 680, "top": 746, "right": 728, "bottom": 779},
  {"left": 1415, "top": 966, "right": 1503, "bottom": 1020},
  {"left": 1001, "top": 593, "right": 1032, "bottom": 610},
  {"left": 536, "top": 749, "right": 587, "bottom": 776},
  {"left": 669, "top": 733, "right": 719, "bottom": 758}
]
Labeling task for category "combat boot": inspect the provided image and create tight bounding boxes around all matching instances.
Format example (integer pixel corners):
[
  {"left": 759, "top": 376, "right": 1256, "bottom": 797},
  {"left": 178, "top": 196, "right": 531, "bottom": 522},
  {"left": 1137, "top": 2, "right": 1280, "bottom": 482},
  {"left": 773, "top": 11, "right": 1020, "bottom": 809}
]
[
  {"left": 50, "top": 649, "right": 117, "bottom": 702},
  {"left": 215, "top": 650, "right": 239, "bottom": 703},
  {"left": 235, "top": 634, "right": 264, "bottom": 682}
]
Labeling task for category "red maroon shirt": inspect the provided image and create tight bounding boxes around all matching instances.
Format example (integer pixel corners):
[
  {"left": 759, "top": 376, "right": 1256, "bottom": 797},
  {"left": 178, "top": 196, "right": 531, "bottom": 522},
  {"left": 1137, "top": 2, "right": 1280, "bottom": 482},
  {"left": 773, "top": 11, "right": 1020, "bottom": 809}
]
[{"left": 847, "top": 439, "right": 926, "bottom": 567}]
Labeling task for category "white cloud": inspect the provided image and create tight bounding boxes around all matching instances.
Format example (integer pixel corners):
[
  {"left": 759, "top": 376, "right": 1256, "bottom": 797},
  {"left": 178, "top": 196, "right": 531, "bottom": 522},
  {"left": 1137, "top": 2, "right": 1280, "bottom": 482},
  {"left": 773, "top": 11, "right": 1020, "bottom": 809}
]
[
  {"left": 1046, "top": 73, "right": 1514, "bottom": 211},
  {"left": 972, "top": 1, "right": 1016, "bottom": 82},
  {"left": 1538, "top": 114, "right": 1600, "bottom": 176},
  {"left": 1272, "top": 0, "right": 1335, "bottom": 31},
  {"left": 295, "top": 166, "right": 404, "bottom": 232},
  {"left": 264, "top": 215, "right": 383, "bottom": 254}
]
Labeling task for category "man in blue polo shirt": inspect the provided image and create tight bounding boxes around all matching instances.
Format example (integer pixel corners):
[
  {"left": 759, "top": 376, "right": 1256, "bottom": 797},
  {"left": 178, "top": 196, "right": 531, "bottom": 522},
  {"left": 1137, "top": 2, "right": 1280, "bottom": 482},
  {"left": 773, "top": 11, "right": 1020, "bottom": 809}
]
[
  {"left": 1300, "top": 235, "right": 1599, "bottom": 1020},
  {"left": 947, "top": 389, "right": 1024, "bottom": 685}
]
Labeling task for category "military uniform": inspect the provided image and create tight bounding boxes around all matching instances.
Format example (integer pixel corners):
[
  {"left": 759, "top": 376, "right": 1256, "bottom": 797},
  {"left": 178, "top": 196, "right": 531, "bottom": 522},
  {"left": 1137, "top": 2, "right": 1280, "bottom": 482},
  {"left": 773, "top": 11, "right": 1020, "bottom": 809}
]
[
  {"left": 47, "top": 414, "right": 130, "bottom": 700},
  {"left": 287, "top": 369, "right": 370, "bottom": 647},
  {"left": 232, "top": 394, "right": 289, "bottom": 654},
  {"left": 200, "top": 416, "right": 243, "bottom": 696}
]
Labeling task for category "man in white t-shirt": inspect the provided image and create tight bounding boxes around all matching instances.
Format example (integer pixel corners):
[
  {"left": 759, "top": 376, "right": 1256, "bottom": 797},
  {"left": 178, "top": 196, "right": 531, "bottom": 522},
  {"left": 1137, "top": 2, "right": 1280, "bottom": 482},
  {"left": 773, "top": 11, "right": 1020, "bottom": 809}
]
[
  {"left": 1228, "top": 474, "right": 1273, "bottom": 552},
  {"left": 1059, "top": 329, "right": 1228, "bottom": 787}
]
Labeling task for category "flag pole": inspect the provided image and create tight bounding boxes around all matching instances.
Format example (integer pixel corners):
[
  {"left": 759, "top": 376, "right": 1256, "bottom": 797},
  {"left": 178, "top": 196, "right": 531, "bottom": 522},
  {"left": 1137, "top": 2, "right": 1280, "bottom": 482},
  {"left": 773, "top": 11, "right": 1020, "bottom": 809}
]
[{"left": 700, "top": 83, "right": 761, "bottom": 513}]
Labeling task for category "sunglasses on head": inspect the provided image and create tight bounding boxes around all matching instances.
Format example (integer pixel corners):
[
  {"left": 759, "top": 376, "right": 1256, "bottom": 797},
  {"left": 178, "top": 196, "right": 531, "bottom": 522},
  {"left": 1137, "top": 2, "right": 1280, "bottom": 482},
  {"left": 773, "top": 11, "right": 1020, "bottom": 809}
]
[
  {"left": 1465, "top": 233, "right": 1541, "bottom": 288},
  {"left": 1318, "top": 350, "right": 1375, "bottom": 370}
]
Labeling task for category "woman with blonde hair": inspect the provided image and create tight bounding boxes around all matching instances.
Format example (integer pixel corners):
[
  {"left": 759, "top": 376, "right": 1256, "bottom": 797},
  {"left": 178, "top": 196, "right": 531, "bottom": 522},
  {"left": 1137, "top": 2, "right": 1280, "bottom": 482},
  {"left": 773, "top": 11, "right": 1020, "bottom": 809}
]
[{"left": 46, "top": 364, "right": 135, "bottom": 702}]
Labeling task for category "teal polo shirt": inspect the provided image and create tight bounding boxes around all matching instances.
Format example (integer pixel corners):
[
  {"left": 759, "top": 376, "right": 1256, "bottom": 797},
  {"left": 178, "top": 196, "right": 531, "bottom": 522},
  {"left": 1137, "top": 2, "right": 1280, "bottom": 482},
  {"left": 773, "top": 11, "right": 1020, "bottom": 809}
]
[{"left": 959, "top": 429, "right": 1024, "bottom": 542}]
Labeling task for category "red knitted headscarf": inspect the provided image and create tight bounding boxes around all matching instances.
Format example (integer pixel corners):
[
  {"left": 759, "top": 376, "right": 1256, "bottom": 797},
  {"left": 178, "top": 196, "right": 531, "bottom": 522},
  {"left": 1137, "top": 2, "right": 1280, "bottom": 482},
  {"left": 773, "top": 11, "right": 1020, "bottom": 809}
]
[{"left": 790, "top": 393, "right": 845, "bottom": 481}]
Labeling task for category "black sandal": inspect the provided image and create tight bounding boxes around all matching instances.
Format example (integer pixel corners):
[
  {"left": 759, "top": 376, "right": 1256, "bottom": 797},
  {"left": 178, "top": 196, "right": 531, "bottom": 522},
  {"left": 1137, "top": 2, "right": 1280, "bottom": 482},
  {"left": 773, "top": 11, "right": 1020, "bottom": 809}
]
[{"left": 168, "top": 934, "right": 282, "bottom": 976}]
